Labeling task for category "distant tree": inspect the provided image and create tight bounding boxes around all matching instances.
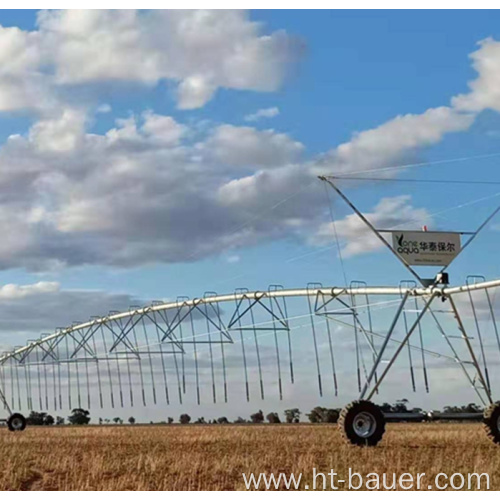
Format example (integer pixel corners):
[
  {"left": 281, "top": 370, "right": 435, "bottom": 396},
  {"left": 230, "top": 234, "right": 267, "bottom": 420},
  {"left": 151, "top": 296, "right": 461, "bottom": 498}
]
[
  {"left": 266, "top": 412, "right": 281, "bottom": 424},
  {"left": 307, "top": 407, "right": 324, "bottom": 423},
  {"left": 68, "top": 408, "right": 90, "bottom": 425},
  {"left": 306, "top": 407, "right": 339, "bottom": 423},
  {"left": 250, "top": 410, "right": 264, "bottom": 424},
  {"left": 284, "top": 408, "right": 301, "bottom": 423},
  {"left": 44, "top": 414, "right": 55, "bottom": 426},
  {"left": 167, "top": 417, "right": 174, "bottom": 424},
  {"left": 128, "top": 416, "right": 136, "bottom": 425},
  {"left": 179, "top": 413, "right": 191, "bottom": 424},
  {"left": 234, "top": 416, "right": 247, "bottom": 424},
  {"left": 104, "top": 418, "right": 110, "bottom": 424},
  {"left": 56, "top": 416, "right": 65, "bottom": 426},
  {"left": 323, "top": 409, "right": 339, "bottom": 423},
  {"left": 113, "top": 417, "right": 123, "bottom": 424},
  {"left": 443, "top": 403, "right": 483, "bottom": 414},
  {"left": 26, "top": 411, "right": 46, "bottom": 426},
  {"left": 217, "top": 417, "right": 229, "bottom": 424},
  {"left": 98, "top": 417, "right": 103, "bottom": 425},
  {"left": 195, "top": 417, "right": 206, "bottom": 424}
]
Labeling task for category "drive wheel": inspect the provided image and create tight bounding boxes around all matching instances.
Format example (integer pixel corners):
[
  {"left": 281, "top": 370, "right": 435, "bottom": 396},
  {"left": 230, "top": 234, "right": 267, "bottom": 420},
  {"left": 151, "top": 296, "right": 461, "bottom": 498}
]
[
  {"left": 7, "top": 413, "right": 26, "bottom": 432},
  {"left": 339, "top": 400, "right": 385, "bottom": 446},
  {"left": 483, "top": 402, "right": 500, "bottom": 444}
]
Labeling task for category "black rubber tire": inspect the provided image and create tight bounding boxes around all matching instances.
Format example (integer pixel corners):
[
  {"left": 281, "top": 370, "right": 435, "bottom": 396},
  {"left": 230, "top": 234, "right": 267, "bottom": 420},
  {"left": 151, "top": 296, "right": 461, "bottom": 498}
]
[
  {"left": 339, "top": 400, "right": 385, "bottom": 446},
  {"left": 7, "top": 413, "right": 26, "bottom": 432},
  {"left": 483, "top": 402, "right": 500, "bottom": 444}
]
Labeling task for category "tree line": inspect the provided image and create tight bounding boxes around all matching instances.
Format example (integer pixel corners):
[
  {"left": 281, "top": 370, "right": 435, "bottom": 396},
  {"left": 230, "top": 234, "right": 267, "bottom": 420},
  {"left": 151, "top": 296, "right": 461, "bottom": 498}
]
[{"left": 20, "top": 399, "right": 485, "bottom": 426}]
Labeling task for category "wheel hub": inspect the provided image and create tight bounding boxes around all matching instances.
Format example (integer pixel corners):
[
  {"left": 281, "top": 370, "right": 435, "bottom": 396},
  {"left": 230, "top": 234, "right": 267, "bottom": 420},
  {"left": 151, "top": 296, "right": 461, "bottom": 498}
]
[
  {"left": 353, "top": 411, "right": 376, "bottom": 438},
  {"left": 10, "top": 417, "right": 23, "bottom": 430}
]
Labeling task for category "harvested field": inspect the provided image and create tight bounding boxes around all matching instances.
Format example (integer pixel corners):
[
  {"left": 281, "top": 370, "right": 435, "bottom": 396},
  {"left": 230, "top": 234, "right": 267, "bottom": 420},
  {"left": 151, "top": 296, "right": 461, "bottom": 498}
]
[{"left": 0, "top": 423, "right": 497, "bottom": 490}]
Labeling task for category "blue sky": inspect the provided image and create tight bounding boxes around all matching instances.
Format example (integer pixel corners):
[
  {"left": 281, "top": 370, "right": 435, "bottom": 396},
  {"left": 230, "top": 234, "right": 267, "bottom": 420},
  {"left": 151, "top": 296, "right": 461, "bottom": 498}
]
[
  {"left": 2, "top": 10, "right": 500, "bottom": 418},
  {"left": 1, "top": 9, "right": 500, "bottom": 301}
]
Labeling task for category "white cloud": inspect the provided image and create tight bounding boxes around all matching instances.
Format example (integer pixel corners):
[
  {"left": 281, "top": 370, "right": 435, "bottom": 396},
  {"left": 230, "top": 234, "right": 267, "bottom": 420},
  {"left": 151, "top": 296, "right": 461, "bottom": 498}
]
[
  {"left": 0, "top": 281, "right": 60, "bottom": 299},
  {"left": 28, "top": 108, "right": 86, "bottom": 152},
  {"left": 0, "top": 108, "right": 320, "bottom": 270},
  {"left": 311, "top": 195, "right": 433, "bottom": 257},
  {"left": 244, "top": 106, "right": 280, "bottom": 122},
  {"left": 453, "top": 38, "right": 500, "bottom": 112},
  {"left": 313, "top": 107, "right": 475, "bottom": 177},
  {"left": 0, "top": 99, "right": 476, "bottom": 271},
  {"left": 96, "top": 103, "right": 111, "bottom": 114},
  {"left": 206, "top": 124, "right": 304, "bottom": 167},
  {"left": 141, "top": 110, "right": 187, "bottom": 145},
  {"left": 0, "top": 10, "right": 302, "bottom": 112},
  {"left": 0, "top": 25, "right": 51, "bottom": 112},
  {"left": 177, "top": 76, "right": 217, "bottom": 110},
  {"left": 0, "top": 24, "right": 494, "bottom": 271}
]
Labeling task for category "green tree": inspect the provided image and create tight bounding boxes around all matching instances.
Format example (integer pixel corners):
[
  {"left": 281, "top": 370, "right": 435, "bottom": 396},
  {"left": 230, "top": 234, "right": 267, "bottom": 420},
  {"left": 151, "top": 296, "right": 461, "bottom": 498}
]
[
  {"left": 284, "top": 408, "right": 301, "bottom": 423},
  {"left": 323, "top": 409, "right": 339, "bottom": 423},
  {"left": 306, "top": 407, "right": 339, "bottom": 423},
  {"left": 68, "top": 408, "right": 90, "bottom": 425},
  {"left": 307, "top": 407, "right": 325, "bottom": 423},
  {"left": 56, "top": 416, "right": 65, "bottom": 425},
  {"left": 128, "top": 416, "right": 136, "bottom": 425},
  {"left": 250, "top": 410, "right": 264, "bottom": 423},
  {"left": 179, "top": 414, "right": 191, "bottom": 424},
  {"left": 266, "top": 412, "right": 281, "bottom": 424},
  {"left": 44, "top": 414, "right": 55, "bottom": 426},
  {"left": 26, "top": 411, "right": 47, "bottom": 426}
]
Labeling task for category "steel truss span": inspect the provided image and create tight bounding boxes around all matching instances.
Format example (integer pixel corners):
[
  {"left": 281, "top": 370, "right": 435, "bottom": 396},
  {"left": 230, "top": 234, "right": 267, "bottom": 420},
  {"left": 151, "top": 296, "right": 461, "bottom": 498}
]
[{"left": 1, "top": 277, "right": 500, "bottom": 440}]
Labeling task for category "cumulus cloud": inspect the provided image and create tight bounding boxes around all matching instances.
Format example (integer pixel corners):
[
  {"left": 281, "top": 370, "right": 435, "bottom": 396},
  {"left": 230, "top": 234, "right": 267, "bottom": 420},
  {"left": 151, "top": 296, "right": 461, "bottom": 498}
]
[
  {"left": 244, "top": 106, "right": 280, "bottom": 122},
  {"left": 311, "top": 195, "right": 433, "bottom": 257},
  {"left": 313, "top": 107, "right": 475, "bottom": 177},
  {"left": 0, "top": 102, "right": 478, "bottom": 271},
  {"left": 205, "top": 124, "right": 304, "bottom": 167},
  {"left": 453, "top": 38, "right": 500, "bottom": 112},
  {"left": 0, "top": 18, "right": 494, "bottom": 272},
  {"left": 0, "top": 109, "right": 321, "bottom": 270},
  {"left": 0, "top": 10, "right": 301, "bottom": 112}
]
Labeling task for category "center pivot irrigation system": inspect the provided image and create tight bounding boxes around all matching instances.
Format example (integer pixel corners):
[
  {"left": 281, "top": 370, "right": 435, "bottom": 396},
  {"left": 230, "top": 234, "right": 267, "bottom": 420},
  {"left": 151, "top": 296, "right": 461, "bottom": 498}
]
[{"left": 0, "top": 176, "right": 500, "bottom": 447}]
